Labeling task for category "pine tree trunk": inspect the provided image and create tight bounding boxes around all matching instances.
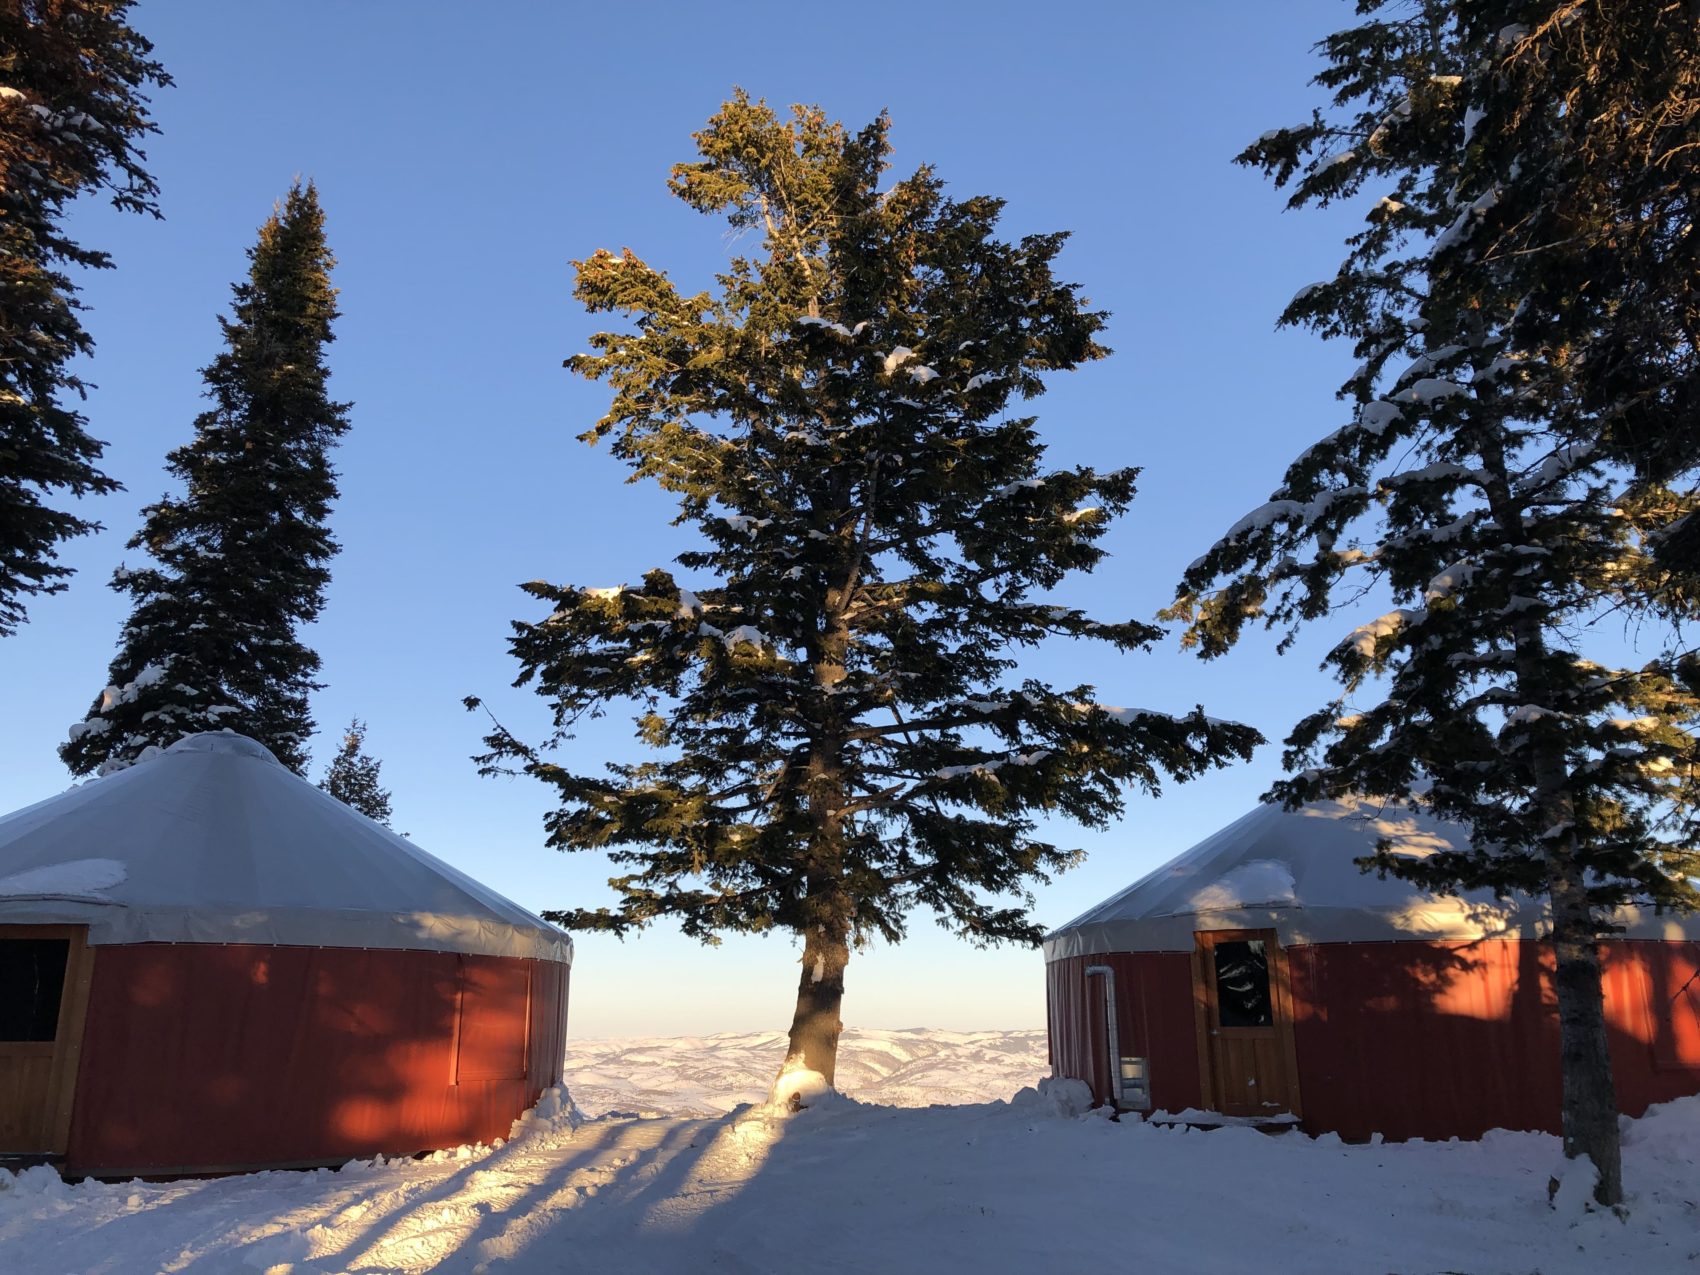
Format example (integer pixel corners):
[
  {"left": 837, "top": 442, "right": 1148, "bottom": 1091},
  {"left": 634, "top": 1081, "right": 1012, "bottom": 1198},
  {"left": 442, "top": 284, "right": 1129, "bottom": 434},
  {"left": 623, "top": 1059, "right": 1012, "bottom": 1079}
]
[
  {"left": 778, "top": 913, "right": 852, "bottom": 1098},
  {"left": 772, "top": 528, "right": 858, "bottom": 1105},
  {"left": 1479, "top": 423, "right": 1625, "bottom": 1207},
  {"left": 1548, "top": 860, "right": 1623, "bottom": 1205}
]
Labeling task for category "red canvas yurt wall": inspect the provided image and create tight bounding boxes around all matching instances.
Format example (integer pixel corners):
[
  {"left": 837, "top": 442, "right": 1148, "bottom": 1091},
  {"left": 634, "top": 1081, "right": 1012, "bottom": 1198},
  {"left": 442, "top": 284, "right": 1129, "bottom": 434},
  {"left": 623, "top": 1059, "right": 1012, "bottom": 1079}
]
[
  {"left": 0, "top": 733, "right": 574, "bottom": 1175},
  {"left": 1044, "top": 798, "right": 1700, "bottom": 1142},
  {"left": 65, "top": 944, "right": 569, "bottom": 1175}
]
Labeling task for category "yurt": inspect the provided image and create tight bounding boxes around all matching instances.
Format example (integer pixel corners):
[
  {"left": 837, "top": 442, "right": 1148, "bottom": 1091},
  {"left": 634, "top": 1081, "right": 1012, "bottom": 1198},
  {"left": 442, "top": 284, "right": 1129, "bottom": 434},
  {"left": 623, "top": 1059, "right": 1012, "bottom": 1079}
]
[
  {"left": 0, "top": 732, "right": 571, "bottom": 1176},
  {"left": 1045, "top": 797, "right": 1700, "bottom": 1141}
]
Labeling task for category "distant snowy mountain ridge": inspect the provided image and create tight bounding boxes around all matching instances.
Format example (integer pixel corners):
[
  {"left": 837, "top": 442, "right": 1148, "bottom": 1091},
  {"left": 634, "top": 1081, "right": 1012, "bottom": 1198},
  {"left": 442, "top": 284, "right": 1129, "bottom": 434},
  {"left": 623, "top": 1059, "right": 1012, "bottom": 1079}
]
[{"left": 563, "top": 1027, "right": 1048, "bottom": 1116}]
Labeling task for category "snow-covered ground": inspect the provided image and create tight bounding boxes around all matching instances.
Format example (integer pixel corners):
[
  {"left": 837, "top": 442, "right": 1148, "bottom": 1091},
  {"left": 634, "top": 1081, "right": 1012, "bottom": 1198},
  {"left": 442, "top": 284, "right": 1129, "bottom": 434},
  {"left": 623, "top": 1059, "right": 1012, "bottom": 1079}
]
[
  {"left": 563, "top": 1027, "right": 1049, "bottom": 1116},
  {"left": 1, "top": 1031, "right": 1695, "bottom": 1275}
]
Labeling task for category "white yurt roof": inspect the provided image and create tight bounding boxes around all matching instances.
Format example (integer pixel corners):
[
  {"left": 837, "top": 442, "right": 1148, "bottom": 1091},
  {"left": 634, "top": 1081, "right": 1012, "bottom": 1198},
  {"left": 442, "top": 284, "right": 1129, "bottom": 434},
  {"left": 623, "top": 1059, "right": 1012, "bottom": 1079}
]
[
  {"left": 0, "top": 732, "right": 571, "bottom": 963},
  {"left": 1044, "top": 795, "right": 1698, "bottom": 959}
]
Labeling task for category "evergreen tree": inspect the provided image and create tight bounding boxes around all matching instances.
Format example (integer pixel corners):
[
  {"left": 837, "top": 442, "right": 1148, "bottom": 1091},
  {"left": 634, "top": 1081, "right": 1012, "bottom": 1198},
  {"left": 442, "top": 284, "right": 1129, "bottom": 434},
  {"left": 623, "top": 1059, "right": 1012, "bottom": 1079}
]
[
  {"left": 469, "top": 94, "right": 1259, "bottom": 1099},
  {"left": 62, "top": 183, "right": 349, "bottom": 776},
  {"left": 1167, "top": 3, "right": 1700, "bottom": 1205},
  {"left": 320, "top": 718, "right": 393, "bottom": 826},
  {"left": 0, "top": 0, "right": 168, "bottom": 635}
]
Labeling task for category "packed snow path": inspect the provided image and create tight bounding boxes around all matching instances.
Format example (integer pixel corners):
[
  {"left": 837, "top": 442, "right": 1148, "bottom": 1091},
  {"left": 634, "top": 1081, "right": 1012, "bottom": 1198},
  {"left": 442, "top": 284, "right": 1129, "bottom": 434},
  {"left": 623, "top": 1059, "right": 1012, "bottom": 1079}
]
[{"left": 3, "top": 1083, "right": 1699, "bottom": 1273}]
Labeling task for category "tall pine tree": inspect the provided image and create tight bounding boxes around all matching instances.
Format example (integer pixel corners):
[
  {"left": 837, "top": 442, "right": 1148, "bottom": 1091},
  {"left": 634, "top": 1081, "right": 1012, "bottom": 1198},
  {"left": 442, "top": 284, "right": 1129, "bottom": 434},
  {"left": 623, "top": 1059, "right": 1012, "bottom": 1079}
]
[
  {"left": 0, "top": 0, "right": 168, "bottom": 635},
  {"left": 62, "top": 183, "right": 348, "bottom": 776},
  {"left": 1167, "top": 3, "right": 1700, "bottom": 1205},
  {"left": 320, "top": 718, "right": 393, "bottom": 825},
  {"left": 470, "top": 94, "right": 1259, "bottom": 1098}
]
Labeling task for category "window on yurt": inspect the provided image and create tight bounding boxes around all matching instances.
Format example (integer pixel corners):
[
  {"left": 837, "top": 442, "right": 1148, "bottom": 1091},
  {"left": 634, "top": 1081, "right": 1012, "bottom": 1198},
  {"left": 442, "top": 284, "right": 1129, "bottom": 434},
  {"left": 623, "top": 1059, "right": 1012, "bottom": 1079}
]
[
  {"left": 0, "top": 939, "right": 69, "bottom": 1041},
  {"left": 454, "top": 956, "right": 532, "bottom": 1082},
  {"left": 1212, "top": 940, "right": 1273, "bottom": 1028}
]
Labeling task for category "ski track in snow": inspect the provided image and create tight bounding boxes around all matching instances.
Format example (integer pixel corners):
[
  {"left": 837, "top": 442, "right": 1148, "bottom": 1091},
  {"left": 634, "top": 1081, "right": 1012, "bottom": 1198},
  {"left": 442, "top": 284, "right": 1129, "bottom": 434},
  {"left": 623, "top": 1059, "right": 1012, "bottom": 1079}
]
[{"left": 0, "top": 1028, "right": 1695, "bottom": 1275}]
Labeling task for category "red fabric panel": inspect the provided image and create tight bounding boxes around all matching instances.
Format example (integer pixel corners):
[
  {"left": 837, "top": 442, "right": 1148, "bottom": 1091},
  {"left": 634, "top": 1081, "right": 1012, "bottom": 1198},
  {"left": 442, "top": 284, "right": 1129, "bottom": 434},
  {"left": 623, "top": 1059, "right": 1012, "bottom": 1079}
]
[
  {"left": 1293, "top": 939, "right": 1562, "bottom": 1140},
  {"left": 1602, "top": 941, "right": 1700, "bottom": 1101},
  {"left": 1045, "top": 952, "right": 1200, "bottom": 1113},
  {"left": 527, "top": 960, "right": 569, "bottom": 1089},
  {"left": 1046, "top": 954, "right": 1107, "bottom": 1104},
  {"left": 1296, "top": 939, "right": 1700, "bottom": 1140},
  {"left": 66, "top": 944, "right": 571, "bottom": 1175},
  {"left": 456, "top": 956, "right": 530, "bottom": 1081},
  {"left": 1611, "top": 945, "right": 1700, "bottom": 1074}
]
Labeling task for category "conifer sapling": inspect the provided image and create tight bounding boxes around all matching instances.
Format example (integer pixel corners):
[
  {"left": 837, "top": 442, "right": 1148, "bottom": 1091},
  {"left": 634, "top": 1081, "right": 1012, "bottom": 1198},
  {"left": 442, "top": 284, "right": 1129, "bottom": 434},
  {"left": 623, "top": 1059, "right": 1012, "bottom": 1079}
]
[{"left": 320, "top": 718, "right": 393, "bottom": 826}]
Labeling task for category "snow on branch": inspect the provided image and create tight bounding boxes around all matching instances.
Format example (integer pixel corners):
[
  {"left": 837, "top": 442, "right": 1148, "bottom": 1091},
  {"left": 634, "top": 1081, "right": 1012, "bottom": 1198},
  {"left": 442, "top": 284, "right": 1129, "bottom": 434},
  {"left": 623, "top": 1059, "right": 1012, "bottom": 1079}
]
[
  {"left": 1217, "top": 486, "right": 1369, "bottom": 545},
  {"left": 1424, "top": 558, "right": 1477, "bottom": 601},
  {"left": 931, "top": 749, "right": 1053, "bottom": 782},
  {"left": 721, "top": 515, "right": 773, "bottom": 537},
  {"left": 1359, "top": 401, "right": 1403, "bottom": 435},
  {"left": 793, "top": 315, "right": 870, "bottom": 339},
  {"left": 1393, "top": 345, "right": 1464, "bottom": 383},
  {"left": 880, "top": 347, "right": 918, "bottom": 375},
  {"left": 1089, "top": 704, "right": 1233, "bottom": 729},
  {"left": 1391, "top": 378, "right": 1469, "bottom": 406},
  {"left": 1340, "top": 608, "right": 1425, "bottom": 658},
  {"left": 1431, "top": 187, "right": 1501, "bottom": 255},
  {"left": 1515, "top": 441, "right": 1599, "bottom": 495},
  {"left": 1380, "top": 461, "right": 1482, "bottom": 489}
]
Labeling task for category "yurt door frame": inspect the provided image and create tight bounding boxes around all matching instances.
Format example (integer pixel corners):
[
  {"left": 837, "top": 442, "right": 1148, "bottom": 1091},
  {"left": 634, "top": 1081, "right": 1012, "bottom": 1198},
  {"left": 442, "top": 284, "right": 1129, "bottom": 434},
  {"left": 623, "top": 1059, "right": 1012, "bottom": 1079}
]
[
  {"left": 0, "top": 924, "right": 95, "bottom": 1159},
  {"left": 1190, "top": 928, "right": 1302, "bottom": 1119}
]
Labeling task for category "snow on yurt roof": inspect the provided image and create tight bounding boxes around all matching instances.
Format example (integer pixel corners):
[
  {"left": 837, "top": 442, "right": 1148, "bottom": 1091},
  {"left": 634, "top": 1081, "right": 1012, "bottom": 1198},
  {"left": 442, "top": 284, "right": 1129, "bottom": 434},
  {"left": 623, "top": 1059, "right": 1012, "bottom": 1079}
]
[
  {"left": 0, "top": 732, "right": 571, "bottom": 963},
  {"left": 1044, "top": 795, "right": 1698, "bottom": 958}
]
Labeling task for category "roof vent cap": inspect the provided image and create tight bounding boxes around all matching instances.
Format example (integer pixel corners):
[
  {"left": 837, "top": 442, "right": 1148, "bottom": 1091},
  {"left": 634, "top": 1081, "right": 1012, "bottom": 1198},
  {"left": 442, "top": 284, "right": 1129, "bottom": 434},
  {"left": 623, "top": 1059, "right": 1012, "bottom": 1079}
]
[{"left": 164, "top": 731, "right": 285, "bottom": 766}]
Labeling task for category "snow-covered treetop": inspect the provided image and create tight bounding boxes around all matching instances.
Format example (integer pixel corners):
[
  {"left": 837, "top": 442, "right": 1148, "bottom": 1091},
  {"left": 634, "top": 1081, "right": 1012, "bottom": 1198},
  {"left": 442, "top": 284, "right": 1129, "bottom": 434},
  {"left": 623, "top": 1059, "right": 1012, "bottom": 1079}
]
[{"left": 472, "top": 93, "right": 1259, "bottom": 952}]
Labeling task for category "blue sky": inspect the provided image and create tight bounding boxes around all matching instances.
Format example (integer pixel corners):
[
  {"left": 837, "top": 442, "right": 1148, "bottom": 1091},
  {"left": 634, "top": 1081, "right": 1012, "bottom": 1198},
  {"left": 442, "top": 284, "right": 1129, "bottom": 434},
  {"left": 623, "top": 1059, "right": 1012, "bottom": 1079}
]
[{"left": 1, "top": 0, "right": 1379, "bottom": 1035}]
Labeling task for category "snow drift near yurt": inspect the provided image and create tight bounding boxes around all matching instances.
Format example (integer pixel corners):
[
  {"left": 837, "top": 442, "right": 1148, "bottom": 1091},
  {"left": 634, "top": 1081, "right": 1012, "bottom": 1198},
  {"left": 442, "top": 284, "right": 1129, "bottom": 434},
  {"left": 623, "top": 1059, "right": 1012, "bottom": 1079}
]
[
  {"left": 1045, "top": 797, "right": 1700, "bottom": 1141},
  {"left": 0, "top": 732, "right": 571, "bottom": 1176}
]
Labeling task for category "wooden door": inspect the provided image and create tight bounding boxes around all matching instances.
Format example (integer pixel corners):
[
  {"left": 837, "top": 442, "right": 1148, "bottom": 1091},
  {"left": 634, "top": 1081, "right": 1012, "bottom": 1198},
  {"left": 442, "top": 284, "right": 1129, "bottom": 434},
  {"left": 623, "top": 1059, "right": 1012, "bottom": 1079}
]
[
  {"left": 0, "top": 926, "right": 95, "bottom": 1157},
  {"left": 1191, "top": 929, "right": 1302, "bottom": 1119}
]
